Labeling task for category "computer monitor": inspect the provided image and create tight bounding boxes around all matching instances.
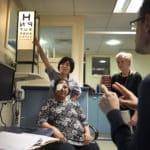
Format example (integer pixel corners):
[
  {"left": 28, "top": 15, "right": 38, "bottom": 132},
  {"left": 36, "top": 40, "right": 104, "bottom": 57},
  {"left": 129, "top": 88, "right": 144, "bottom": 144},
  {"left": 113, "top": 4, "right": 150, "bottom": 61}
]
[{"left": 0, "top": 63, "right": 15, "bottom": 101}]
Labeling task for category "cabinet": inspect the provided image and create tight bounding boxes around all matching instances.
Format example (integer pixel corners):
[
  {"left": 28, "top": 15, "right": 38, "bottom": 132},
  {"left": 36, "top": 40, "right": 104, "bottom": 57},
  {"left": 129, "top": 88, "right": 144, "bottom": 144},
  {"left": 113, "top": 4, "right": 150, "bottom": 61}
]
[{"left": 88, "top": 94, "right": 110, "bottom": 134}]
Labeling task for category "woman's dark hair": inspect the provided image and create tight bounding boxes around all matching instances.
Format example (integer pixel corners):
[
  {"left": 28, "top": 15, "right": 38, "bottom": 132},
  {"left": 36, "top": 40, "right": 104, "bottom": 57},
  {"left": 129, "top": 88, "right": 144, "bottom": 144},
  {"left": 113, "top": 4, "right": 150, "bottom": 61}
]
[
  {"left": 139, "top": 0, "right": 150, "bottom": 17},
  {"left": 58, "top": 56, "right": 75, "bottom": 73}
]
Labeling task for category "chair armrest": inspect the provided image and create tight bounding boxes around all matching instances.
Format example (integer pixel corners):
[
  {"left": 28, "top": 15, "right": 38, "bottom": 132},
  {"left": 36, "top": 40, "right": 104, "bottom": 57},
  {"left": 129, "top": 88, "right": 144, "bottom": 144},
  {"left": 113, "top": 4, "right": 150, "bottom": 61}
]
[{"left": 89, "top": 125, "right": 99, "bottom": 141}]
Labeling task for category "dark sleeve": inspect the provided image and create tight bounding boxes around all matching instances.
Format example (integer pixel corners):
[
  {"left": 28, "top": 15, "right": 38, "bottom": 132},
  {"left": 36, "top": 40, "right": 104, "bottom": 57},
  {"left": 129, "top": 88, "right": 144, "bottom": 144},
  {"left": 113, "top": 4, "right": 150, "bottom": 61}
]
[
  {"left": 107, "top": 110, "right": 133, "bottom": 150},
  {"left": 134, "top": 72, "right": 142, "bottom": 86},
  {"left": 129, "top": 72, "right": 142, "bottom": 96},
  {"left": 46, "top": 66, "right": 62, "bottom": 81},
  {"left": 111, "top": 74, "right": 122, "bottom": 96},
  {"left": 38, "top": 99, "right": 52, "bottom": 126},
  {"left": 111, "top": 74, "right": 117, "bottom": 85},
  {"left": 136, "top": 75, "right": 150, "bottom": 147},
  {"left": 74, "top": 101, "right": 88, "bottom": 125}
]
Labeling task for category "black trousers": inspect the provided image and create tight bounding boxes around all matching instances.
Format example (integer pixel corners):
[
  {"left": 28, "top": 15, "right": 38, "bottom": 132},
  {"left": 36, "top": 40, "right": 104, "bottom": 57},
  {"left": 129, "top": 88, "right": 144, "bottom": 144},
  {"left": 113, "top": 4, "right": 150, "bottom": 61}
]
[{"left": 42, "top": 142, "right": 100, "bottom": 150}]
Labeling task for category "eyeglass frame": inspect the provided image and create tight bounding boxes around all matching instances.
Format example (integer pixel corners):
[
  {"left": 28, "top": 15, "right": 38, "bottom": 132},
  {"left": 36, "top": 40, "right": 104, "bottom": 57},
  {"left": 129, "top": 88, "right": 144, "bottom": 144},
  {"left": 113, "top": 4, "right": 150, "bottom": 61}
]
[
  {"left": 129, "top": 16, "right": 145, "bottom": 30},
  {"left": 130, "top": 16, "right": 145, "bottom": 25}
]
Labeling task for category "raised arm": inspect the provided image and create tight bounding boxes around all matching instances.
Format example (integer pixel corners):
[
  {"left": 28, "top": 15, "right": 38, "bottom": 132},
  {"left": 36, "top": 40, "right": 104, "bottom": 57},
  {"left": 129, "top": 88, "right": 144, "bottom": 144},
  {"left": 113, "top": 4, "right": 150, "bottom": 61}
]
[
  {"left": 99, "top": 84, "right": 133, "bottom": 149},
  {"left": 34, "top": 38, "right": 51, "bottom": 69}
]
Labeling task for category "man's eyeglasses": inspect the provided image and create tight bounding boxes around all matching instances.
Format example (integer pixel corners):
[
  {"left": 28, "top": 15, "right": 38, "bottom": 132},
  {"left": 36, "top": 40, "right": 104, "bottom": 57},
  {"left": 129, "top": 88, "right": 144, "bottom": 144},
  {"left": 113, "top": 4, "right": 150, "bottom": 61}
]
[{"left": 130, "top": 16, "right": 144, "bottom": 30}]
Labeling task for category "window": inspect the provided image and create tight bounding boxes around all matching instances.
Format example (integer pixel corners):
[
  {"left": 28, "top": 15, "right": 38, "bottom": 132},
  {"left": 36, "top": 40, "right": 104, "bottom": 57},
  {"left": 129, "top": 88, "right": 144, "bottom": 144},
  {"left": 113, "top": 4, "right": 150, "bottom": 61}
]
[{"left": 92, "top": 57, "right": 110, "bottom": 75}]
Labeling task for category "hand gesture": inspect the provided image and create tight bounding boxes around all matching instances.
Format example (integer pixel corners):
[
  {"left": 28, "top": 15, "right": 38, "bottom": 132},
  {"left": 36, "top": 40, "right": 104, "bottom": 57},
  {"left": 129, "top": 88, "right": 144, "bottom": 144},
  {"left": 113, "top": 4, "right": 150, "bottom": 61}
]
[
  {"left": 112, "top": 82, "right": 138, "bottom": 110},
  {"left": 99, "top": 84, "right": 120, "bottom": 114}
]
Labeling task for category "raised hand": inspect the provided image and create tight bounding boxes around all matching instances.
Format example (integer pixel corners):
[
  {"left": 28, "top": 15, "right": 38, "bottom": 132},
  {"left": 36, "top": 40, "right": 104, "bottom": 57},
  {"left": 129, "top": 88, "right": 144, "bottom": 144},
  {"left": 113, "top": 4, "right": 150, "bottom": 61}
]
[
  {"left": 112, "top": 82, "right": 138, "bottom": 110},
  {"left": 99, "top": 84, "right": 120, "bottom": 114}
]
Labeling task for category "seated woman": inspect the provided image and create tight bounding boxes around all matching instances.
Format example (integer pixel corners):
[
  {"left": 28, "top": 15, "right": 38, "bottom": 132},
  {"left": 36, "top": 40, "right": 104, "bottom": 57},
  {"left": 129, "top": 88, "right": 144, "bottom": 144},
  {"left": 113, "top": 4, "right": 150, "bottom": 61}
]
[{"left": 38, "top": 79, "right": 100, "bottom": 150}]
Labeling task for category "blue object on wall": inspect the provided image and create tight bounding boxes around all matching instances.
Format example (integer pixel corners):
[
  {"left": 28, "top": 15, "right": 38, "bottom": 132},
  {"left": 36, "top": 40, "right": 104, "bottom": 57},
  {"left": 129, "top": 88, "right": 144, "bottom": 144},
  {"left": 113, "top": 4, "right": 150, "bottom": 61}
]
[
  {"left": 20, "top": 86, "right": 49, "bottom": 129},
  {"left": 88, "top": 94, "right": 110, "bottom": 134}
]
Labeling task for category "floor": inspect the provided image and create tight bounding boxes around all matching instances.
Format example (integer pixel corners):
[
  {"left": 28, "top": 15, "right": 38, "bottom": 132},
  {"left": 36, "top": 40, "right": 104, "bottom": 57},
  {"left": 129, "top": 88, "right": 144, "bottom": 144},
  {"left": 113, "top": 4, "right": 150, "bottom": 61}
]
[
  {"left": 96, "top": 134, "right": 117, "bottom": 150},
  {"left": 97, "top": 140, "right": 117, "bottom": 150}
]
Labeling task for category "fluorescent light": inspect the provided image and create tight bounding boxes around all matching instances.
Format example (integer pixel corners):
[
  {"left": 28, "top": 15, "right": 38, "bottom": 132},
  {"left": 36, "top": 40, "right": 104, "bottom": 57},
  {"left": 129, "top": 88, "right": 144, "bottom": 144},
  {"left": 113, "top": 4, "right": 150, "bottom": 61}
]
[
  {"left": 126, "top": 0, "right": 143, "bottom": 13},
  {"left": 114, "top": 0, "right": 143, "bottom": 13},
  {"left": 99, "top": 60, "right": 106, "bottom": 63},
  {"left": 106, "top": 39, "right": 121, "bottom": 46},
  {"left": 114, "top": 0, "right": 127, "bottom": 13},
  {"left": 85, "top": 31, "right": 136, "bottom": 35}
]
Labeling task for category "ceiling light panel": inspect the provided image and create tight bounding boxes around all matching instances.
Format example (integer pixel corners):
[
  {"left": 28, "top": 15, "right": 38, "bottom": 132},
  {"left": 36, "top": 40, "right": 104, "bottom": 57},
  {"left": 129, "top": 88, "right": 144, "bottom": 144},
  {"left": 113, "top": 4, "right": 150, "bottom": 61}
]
[
  {"left": 106, "top": 39, "right": 121, "bottom": 46},
  {"left": 126, "top": 0, "right": 143, "bottom": 13},
  {"left": 114, "top": 0, "right": 143, "bottom": 13}
]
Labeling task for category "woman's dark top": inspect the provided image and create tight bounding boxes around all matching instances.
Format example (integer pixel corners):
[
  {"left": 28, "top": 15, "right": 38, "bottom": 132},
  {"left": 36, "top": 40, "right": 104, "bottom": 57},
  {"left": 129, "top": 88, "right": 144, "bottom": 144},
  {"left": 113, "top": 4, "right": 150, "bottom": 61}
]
[
  {"left": 111, "top": 72, "right": 142, "bottom": 118},
  {"left": 111, "top": 72, "right": 142, "bottom": 97}
]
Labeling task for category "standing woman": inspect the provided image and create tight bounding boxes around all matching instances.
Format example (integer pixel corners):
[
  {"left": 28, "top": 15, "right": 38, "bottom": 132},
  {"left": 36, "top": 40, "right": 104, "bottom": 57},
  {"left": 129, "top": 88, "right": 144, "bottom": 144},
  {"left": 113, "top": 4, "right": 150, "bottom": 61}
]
[
  {"left": 111, "top": 52, "right": 142, "bottom": 128},
  {"left": 34, "top": 38, "right": 81, "bottom": 100}
]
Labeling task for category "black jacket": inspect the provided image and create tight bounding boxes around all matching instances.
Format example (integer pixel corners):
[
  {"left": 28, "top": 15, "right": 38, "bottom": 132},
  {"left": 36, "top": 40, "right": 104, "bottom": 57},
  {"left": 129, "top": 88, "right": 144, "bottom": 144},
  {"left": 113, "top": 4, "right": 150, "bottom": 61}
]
[
  {"left": 111, "top": 72, "right": 142, "bottom": 97},
  {"left": 107, "top": 75, "right": 150, "bottom": 150}
]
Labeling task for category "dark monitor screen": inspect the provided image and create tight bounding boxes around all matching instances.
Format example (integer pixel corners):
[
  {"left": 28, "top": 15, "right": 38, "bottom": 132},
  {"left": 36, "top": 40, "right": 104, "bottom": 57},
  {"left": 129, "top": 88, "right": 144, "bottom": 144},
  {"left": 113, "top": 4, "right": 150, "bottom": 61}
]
[{"left": 0, "top": 63, "right": 15, "bottom": 101}]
